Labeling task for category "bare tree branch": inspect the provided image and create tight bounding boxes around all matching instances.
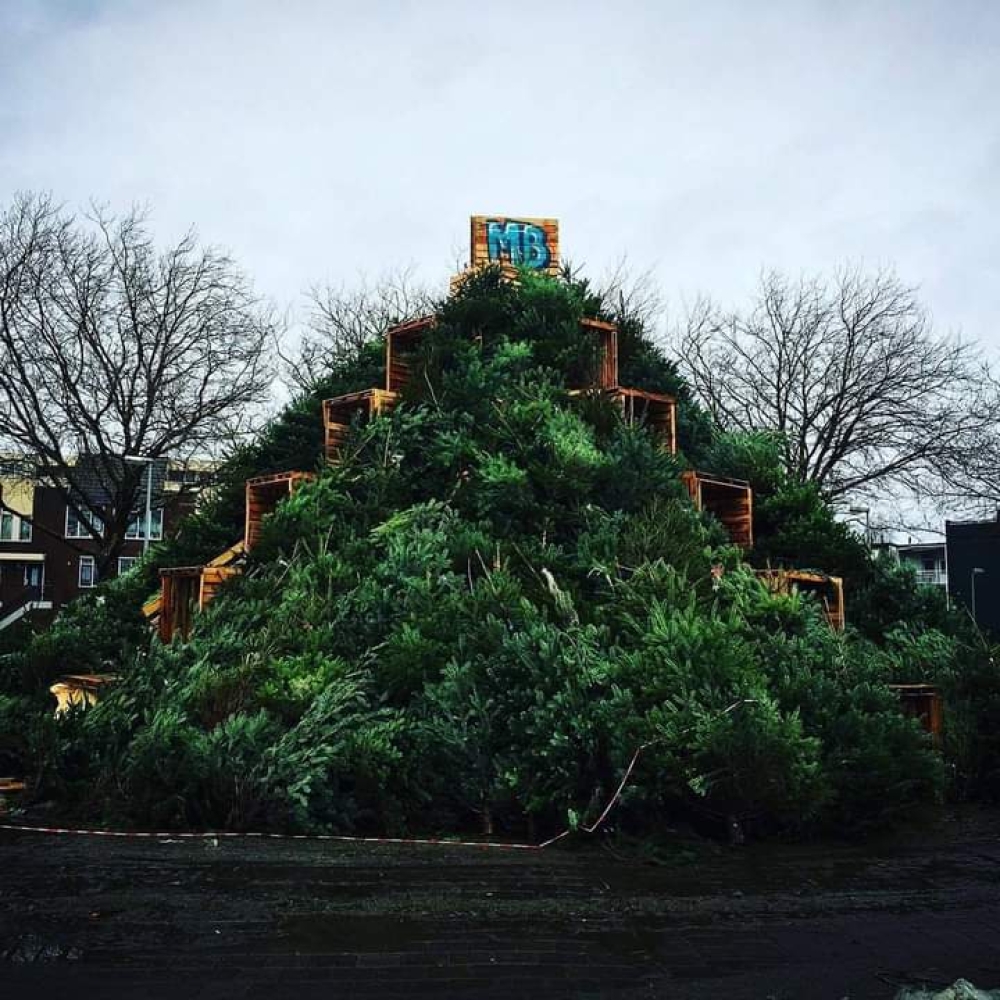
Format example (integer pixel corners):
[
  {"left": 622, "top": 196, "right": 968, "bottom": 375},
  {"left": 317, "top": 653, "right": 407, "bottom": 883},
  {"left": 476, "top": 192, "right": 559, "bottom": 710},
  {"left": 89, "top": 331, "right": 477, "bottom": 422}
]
[
  {"left": 0, "top": 193, "right": 276, "bottom": 572},
  {"left": 675, "top": 266, "right": 1000, "bottom": 509},
  {"left": 281, "top": 267, "right": 431, "bottom": 393}
]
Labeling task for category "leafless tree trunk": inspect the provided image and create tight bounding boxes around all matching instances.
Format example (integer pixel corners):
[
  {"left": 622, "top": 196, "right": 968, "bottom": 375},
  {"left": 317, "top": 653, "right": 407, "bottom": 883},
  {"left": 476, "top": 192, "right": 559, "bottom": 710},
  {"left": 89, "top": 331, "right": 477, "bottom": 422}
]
[
  {"left": 0, "top": 193, "right": 276, "bottom": 573},
  {"left": 676, "top": 266, "right": 1000, "bottom": 506},
  {"left": 282, "top": 268, "right": 431, "bottom": 393}
]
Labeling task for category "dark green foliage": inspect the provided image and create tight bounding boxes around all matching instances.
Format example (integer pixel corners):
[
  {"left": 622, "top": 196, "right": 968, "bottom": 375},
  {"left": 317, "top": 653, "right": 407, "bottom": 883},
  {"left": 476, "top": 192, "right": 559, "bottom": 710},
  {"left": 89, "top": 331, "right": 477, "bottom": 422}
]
[{"left": 2, "top": 270, "right": 986, "bottom": 842}]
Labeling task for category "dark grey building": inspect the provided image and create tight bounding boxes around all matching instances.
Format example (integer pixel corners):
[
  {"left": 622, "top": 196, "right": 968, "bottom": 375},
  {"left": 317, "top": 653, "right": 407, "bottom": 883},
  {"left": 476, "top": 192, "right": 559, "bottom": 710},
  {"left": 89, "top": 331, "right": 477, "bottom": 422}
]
[{"left": 946, "top": 516, "right": 1000, "bottom": 634}]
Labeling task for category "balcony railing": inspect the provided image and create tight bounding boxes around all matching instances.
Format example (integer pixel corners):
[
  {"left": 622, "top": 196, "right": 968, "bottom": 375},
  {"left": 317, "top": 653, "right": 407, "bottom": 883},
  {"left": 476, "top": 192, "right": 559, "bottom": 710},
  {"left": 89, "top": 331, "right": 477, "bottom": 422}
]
[{"left": 914, "top": 569, "right": 948, "bottom": 586}]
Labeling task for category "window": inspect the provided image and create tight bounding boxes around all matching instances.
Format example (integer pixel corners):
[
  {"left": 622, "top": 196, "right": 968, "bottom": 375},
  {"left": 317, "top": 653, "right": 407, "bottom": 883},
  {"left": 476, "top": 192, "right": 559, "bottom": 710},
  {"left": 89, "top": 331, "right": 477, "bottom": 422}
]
[
  {"left": 66, "top": 507, "right": 103, "bottom": 539},
  {"left": 0, "top": 511, "right": 31, "bottom": 542},
  {"left": 23, "top": 564, "right": 42, "bottom": 588},
  {"left": 117, "top": 556, "right": 139, "bottom": 576},
  {"left": 78, "top": 556, "right": 96, "bottom": 589},
  {"left": 125, "top": 508, "right": 164, "bottom": 541}
]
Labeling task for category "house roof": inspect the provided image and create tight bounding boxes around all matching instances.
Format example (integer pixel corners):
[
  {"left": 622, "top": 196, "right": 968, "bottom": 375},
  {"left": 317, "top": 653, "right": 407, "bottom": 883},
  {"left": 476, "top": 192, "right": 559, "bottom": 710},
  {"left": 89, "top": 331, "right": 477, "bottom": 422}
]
[{"left": 64, "top": 455, "right": 169, "bottom": 510}]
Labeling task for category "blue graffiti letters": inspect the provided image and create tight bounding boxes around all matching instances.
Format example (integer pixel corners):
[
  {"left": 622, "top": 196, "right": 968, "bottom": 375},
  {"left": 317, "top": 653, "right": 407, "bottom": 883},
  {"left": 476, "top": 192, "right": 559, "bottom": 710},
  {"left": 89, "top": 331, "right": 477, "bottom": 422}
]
[{"left": 486, "top": 220, "right": 551, "bottom": 270}]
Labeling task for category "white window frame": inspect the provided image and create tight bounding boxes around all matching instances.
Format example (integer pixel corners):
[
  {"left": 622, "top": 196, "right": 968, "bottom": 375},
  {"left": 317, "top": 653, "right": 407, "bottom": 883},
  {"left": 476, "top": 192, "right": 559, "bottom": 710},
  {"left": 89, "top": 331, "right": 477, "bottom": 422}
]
[
  {"left": 117, "top": 555, "right": 140, "bottom": 576},
  {"left": 125, "top": 508, "right": 164, "bottom": 541},
  {"left": 78, "top": 555, "right": 97, "bottom": 589},
  {"left": 0, "top": 510, "right": 31, "bottom": 543},
  {"left": 66, "top": 507, "right": 104, "bottom": 540}
]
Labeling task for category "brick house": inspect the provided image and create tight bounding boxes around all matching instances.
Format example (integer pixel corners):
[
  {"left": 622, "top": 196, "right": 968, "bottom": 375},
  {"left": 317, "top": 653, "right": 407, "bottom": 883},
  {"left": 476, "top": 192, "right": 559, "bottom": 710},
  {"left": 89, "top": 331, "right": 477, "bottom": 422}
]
[{"left": 0, "top": 457, "right": 211, "bottom": 630}]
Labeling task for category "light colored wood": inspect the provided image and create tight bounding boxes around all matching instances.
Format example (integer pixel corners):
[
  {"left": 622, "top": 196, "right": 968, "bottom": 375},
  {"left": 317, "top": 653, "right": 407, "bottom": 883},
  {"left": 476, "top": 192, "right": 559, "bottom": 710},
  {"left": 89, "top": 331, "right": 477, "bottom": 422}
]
[{"left": 199, "top": 565, "right": 240, "bottom": 608}]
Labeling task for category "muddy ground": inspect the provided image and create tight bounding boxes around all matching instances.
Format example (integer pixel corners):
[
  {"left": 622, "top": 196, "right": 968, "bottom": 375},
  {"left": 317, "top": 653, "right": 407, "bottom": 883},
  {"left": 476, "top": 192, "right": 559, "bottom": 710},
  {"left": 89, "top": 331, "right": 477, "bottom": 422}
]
[{"left": 1, "top": 810, "right": 999, "bottom": 999}]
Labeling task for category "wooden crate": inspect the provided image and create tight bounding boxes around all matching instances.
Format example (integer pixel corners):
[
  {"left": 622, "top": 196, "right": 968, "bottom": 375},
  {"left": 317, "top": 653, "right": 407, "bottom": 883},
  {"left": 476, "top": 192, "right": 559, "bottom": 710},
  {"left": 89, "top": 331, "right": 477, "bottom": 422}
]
[
  {"left": 612, "top": 387, "right": 677, "bottom": 453},
  {"left": 571, "top": 385, "right": 677, "bottom": 454},
  {"left": 323, "top": 388, "right": 400, "bottom": 462},
  {"left": 151, "top": 541, "right": 245, "bottom": 643},
  {"left": 245, "top": 471, "right": 316, "bottom": 551},
  {"left": 579, "top": 317, "right": 619, "bottom": 390},
  {"left": 682, "top": 471, "right": 754, "bottom": 549},
  {"left": 385, "top": 315, "right": 436, "bottom": 394},
  {"left": 889, "top": 684, "right": 943, "bottom": 740},
  {"left": 756, "top": 569, "right": 845, "bottom": 630},
  {"left": 199, "top": 565, "right": 241, "bottom": 607}
]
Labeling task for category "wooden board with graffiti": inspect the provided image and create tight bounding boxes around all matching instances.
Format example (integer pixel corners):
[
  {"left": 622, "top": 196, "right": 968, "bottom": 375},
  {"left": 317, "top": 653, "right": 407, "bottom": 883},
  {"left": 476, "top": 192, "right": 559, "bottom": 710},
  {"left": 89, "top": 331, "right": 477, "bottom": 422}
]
[{"left": 470, "top": 216, "right": 560, "bottom": 276}]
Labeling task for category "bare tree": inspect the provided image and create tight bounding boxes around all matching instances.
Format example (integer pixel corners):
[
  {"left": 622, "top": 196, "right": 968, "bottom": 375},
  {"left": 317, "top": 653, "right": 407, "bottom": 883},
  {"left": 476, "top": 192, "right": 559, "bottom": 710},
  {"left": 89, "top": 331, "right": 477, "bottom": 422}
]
[
  {"left": 0, "top": 193, "right": 276, "bottom": 572},
  {"left": 676, "top": 266, "right": 1000, "bottom": 505},
  {"left": 596, "top": 256, "right": 665, "bottom": 333},
  {"left": 283, "top": 268, "right": 432, "bottom": 393}
]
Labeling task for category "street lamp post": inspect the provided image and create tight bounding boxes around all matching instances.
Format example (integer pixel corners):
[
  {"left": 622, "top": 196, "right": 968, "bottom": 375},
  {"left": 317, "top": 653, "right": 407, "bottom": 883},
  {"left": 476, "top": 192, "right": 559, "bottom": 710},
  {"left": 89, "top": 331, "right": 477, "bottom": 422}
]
[{"left": 971, "top": 567, "right": 986, "bottom": 623}]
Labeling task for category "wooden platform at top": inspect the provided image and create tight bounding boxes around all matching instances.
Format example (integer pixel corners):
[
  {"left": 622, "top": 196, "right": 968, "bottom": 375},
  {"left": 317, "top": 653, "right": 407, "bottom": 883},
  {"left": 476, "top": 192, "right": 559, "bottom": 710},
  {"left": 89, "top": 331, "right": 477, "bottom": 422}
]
[{"left": 682, "top": 470, "right": 754, "bottom": 549}]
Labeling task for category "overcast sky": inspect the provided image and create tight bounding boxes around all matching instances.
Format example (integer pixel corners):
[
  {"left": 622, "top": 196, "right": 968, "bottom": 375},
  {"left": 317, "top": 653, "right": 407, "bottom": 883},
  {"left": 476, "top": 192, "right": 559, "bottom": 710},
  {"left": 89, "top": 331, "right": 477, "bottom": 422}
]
[{"left": 1, "top": 0, "right": 998, "bottom": 354}]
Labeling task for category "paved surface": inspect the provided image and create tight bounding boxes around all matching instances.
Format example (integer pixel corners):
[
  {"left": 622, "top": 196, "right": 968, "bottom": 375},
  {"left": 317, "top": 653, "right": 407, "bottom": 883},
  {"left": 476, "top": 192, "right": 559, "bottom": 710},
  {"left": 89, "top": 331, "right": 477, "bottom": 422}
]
[{"left": 2, "top": 813, "right": 1000, "bottom": 999}]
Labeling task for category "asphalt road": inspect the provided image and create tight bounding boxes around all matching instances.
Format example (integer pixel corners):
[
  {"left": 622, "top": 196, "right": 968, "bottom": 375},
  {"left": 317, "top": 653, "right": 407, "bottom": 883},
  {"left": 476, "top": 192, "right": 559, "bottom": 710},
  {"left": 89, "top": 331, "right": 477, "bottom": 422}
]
[{"left": 2, "top": 811, "right": 1000, "bottom": 999}]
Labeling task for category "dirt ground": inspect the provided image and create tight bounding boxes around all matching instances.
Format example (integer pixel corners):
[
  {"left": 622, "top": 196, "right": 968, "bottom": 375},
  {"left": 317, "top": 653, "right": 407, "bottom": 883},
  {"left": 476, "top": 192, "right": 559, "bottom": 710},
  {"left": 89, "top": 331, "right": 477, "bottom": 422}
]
[{"left": 2, "top": 809, "right": 999, "bottom": 999}]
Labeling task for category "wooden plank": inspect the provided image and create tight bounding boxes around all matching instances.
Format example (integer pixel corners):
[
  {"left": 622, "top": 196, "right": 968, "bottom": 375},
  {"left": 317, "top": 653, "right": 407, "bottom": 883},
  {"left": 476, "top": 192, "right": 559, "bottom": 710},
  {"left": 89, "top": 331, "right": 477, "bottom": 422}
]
[{"left": 199, "top": 565, "right": 240, "bottom": 609}]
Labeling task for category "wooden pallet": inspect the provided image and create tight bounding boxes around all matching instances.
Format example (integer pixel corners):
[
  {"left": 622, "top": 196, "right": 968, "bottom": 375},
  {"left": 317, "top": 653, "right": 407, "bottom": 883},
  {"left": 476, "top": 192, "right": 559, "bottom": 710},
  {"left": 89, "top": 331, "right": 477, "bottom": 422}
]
[
  {"left": 50, "top": 674, "right": 117, "bottom": 715},
  {"left": 153, "top": 541, "right": 247, "bottom": 643},
  {"left": 579, "top": 318, "right": 619, "bottom": 390}
]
